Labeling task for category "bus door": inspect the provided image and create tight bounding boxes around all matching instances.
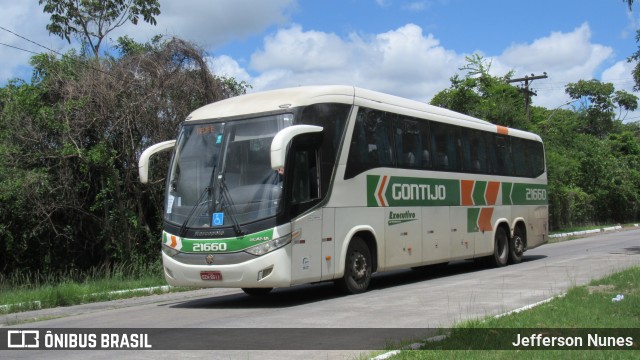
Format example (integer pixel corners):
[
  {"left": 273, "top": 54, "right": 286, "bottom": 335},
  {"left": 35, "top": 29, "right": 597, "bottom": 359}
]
[{"left": 288, "top": 145, "right": 333, "bottom": 285}]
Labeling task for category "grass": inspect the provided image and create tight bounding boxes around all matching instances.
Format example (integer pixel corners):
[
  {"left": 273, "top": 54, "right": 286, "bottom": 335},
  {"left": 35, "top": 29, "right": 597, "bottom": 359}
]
[
  {"left": 387, "top": 266, "right": 640, "bottom": 359},
  {"left": 0, "top": 261, "right": 185, "bottom": 314}
]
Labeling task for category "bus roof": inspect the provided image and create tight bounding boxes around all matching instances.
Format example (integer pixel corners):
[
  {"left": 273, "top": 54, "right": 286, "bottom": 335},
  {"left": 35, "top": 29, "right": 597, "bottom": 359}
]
[{"left": 185, "top": 85, "right": 540, "bottom": 141}]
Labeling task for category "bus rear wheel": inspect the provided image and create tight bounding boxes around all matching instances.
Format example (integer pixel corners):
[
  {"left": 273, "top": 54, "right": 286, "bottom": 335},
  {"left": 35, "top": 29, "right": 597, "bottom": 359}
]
[
  {"left": 509, "top": 225, "right": 525, "bottom": 264},
  {"left": 489, "top": 226, "right": 509, "bottom": 267},
  {"left": 336, "top": 237, "right": 372, "bottom": 294}
]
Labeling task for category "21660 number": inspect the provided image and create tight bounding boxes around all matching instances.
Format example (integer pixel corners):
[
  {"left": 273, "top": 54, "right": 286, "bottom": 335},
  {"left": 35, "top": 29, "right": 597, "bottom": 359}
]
[
  {"left": 525, "top": 188, "right": 547, "bottom": 201},
  {"left": 193, "top": 242, "right": 227, "bottom": 252}
]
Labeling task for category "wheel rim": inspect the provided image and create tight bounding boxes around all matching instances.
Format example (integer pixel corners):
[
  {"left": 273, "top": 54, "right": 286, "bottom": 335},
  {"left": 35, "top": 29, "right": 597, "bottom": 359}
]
[
  {"left": 513, "top": 235, "right": 524, "bottom": 256},
  {"left": 350, "top": 251, "right": 368, "bottom": 280}
]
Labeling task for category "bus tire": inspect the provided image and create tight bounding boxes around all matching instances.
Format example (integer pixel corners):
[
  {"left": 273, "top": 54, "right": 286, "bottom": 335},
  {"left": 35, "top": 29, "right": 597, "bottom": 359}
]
[
  {"left": 509, "top": 225, "right": 525, "bottom": 264},
  {"left": 242, "top": 287, "right": 273, "bottom": 296},
  {"left": 337, "top": 237, "right": 372, "bottom": 294},
  {"left": 489, "top": 226, "right": 509, "bottom": 267}
]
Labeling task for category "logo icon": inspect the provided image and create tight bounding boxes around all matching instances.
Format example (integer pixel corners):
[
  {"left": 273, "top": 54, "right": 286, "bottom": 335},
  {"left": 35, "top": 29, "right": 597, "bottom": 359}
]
[
  {"left": 205, "top": 254, "right": 214, "bottom": 265},
  {"left": 7, "top": 330, "right": 39, "bottom": 348}
]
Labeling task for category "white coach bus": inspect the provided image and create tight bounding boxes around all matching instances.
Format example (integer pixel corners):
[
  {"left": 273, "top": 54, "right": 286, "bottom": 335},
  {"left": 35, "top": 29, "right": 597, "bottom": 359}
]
[{"left": 139, "top": 85, "right": 548, "bottom": 295}]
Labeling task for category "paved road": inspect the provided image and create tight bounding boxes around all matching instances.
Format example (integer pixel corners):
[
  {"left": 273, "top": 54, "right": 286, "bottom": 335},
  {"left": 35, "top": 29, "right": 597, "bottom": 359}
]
[{"left": 2, "top": 229, "right": 639, "bottom": 359}]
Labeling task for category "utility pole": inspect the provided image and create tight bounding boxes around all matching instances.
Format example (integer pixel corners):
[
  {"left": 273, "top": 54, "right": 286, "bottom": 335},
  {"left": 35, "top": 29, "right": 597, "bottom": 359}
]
[{"left": 507, "top": 73, "right": 548, "bottom": 122}]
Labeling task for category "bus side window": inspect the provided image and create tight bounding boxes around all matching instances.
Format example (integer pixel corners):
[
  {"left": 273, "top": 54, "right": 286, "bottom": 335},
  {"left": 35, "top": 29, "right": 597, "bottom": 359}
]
[
  {"left": 496, "top": 135, "right": 513, "bottom": 176},
  {"left": 395, "top": 117, "right": 422, "bottom": 169},
  {"left": 291, "top": 149, "right": 320, "bottom": 205},
  {"left": 463, "top": 129, "right": 487, "bottom": 173},
  {"left": 345, "top": 107, "right": 395, "bottom": 178},
  {"left": 431, "top": 121, "right": 459, "bottom": 171}
]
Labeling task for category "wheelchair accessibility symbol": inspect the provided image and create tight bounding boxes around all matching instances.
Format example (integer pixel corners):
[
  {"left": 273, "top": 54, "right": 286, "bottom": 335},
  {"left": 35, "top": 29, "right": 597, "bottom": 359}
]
[{"left": 212, "top": 212, "right": 224, "bottom": 226}]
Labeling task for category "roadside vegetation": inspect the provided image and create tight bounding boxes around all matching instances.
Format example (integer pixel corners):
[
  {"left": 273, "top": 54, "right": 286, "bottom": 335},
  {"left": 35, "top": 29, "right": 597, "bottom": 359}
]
[
  {"left": 387, "top": 265, "right": 640, "bottom": 359},
  {"left": 0, "top": 261, "right": 177, "bottom": 314}
]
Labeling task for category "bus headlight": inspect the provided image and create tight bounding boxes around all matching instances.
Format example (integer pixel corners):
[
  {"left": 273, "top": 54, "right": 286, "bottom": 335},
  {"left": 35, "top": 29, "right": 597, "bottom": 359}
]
[
  {"left": 162, "top": 244, "right": 181, "bottom": 257},
  {"left": 245, "top": 234, "right": 292, "bottom": 256}
]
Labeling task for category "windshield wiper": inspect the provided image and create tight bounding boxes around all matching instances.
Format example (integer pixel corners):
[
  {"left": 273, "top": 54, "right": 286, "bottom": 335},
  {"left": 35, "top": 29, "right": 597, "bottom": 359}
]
[
  {"left": 178, "top": 164, "right": 217, "bottom": 238},
  {"left": 178, "top": 185, "right": 212, "bottom": 237},
  {"left": 215, "top": 175, "right": 244, "bottom": 236}
]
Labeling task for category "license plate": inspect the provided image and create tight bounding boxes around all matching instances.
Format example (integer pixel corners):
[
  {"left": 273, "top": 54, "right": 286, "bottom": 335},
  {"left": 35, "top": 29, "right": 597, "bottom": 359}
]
[{"left": 200, "top": 271, "right": 223, "bottom": 281}]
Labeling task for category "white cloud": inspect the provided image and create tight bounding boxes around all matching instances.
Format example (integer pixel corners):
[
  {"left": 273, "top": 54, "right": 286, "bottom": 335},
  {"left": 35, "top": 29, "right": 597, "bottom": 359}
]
[
  {"left": 240, "top": 23, "right": 463, "bottom": 102},
  {"left": 499, "top": 23, "right": 611, "bottom": 78},
  {"left": 250, "top": 25, "right": 351, "bottom": 72},
  {"left": 602, "top": 60, "right": 635, "bottom": 87},
  {"left": 492, "top": 23, "right": 614, "bottom": 109},
  {"left": 403, "top": 1, "right": 430, "bottom": 11},
  {"left": 213, "top": 22, "right": 616, "bottom": 109},
  {"left": 0, "top": 0, "right": 296, "bottom": 84},
  {"left": 208, "top": 55, "right": 253, "bottom": 83},
  {"left": 113, "top": 0, "right": 298, "bottom": 48}
]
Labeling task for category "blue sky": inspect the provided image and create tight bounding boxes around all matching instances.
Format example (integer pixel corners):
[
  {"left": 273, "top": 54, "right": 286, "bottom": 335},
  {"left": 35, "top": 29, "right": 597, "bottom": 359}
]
[{"left": 1, "top": 0, "right": 639, "bottom": 113}]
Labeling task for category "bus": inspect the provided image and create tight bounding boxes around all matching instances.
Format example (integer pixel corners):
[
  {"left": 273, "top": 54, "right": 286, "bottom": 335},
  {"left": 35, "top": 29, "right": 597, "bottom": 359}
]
[{"left": 138, "top": 85, "right": 548, "bottom": 295}]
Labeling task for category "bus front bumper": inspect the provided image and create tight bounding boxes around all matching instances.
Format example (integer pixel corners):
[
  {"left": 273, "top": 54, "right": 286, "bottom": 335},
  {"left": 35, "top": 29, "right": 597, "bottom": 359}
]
[{"left": 161, "top": 246, "right": 292, "bottom": 288}]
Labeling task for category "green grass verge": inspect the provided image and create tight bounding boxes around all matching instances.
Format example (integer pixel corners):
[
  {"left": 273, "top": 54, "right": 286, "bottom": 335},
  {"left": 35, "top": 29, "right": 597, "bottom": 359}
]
[
  {"left": 0, "top": 262, "right": 187, "bottom": 314},
  {"left": 388, "top": 266, "right": 640, "bottom": 359}
]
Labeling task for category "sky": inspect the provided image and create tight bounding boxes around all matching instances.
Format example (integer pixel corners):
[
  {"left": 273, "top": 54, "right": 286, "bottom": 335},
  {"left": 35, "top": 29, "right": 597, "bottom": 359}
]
[{"left": 1, "top": 0, "right": 640, "bottom": 118}]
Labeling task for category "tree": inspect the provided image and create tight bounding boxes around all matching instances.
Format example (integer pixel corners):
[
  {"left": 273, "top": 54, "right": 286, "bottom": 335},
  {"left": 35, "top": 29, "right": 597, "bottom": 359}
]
[
  {"left": 625, "top": 0, "right": 634, "bottom": 11},
  {"left": 0, "top": 37, "right": 250, "bottom": 275},
  {"left": 564, "top": 79, "right": 638, "bottom": 137},
  {"left": 431, "top": 54, "right": 526, "bottom": 129},
  {"left": 39, "top": 0, "right": 161, "bottom": 58}
]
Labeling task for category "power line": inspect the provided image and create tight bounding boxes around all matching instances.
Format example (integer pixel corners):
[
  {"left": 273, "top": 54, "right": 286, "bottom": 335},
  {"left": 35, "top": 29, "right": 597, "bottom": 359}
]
[
  {"left": 0, "top": 26, "right": 125, "bottom": 82},
  {"left": 0, "top": 42, "right": 40, "bottom": 55},
  {"left": 0, "top": 25, "right": 65, "bottom": 57}
]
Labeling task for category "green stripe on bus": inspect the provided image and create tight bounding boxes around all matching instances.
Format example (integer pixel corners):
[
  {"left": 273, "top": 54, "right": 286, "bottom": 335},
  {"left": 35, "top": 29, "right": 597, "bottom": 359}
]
[
  {"left": 467, "top": 208, "right": 480, "bottom": 233},
  {"left": 472, "top": 181, "right": 487, "bottom": 206},
  {"left": 502, "top": 182, "right": 513, "bottom": 205},
  {"left": 176, "top": 228, "right": 275, "bottom": 253}
]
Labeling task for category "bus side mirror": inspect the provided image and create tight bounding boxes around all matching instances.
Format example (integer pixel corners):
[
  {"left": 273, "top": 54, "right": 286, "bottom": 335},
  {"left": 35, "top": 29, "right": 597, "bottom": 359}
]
[
  {"left": 139, "top": 140, "right": 176, "bottom": 184},
  {"left": 270, "top": 125, "right": 323, "bottom": 170}
]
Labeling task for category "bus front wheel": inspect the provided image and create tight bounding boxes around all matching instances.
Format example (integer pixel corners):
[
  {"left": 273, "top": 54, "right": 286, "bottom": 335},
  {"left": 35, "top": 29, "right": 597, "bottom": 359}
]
[{"left": 337, "top": 237, "right": 372, "bottom": 294}]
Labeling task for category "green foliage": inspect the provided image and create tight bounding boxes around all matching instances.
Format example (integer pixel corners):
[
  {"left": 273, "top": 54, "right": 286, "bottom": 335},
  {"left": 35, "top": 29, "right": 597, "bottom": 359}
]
[
  {"left": 39, "top": 0, "right": 161, "bottom": 57},
  {"left": 433, "top": 55, "right": 640, "bottom": 230},
  {"left": 563, "top": 79, "right": 636, "bottom": 137},
  {"left": 0, "top": 35, "right": 249, "bottom": 276},
  {"left": 431, "top": 54, "right": 526, "bottom": 129}
]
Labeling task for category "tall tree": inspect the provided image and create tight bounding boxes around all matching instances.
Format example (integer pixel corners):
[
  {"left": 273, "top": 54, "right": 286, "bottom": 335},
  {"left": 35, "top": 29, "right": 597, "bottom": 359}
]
[
  {"left": 431, "top": 54, "right": 526, "bottom": 129},
  {"left": 564, "top": 79, "right": 638, "bottom": 137},
  {"left": 39, "top": 0, "right": 161, "bottom": 58},
  {"left": 0, "top": 37, "right": 250, "bottom": 275}
]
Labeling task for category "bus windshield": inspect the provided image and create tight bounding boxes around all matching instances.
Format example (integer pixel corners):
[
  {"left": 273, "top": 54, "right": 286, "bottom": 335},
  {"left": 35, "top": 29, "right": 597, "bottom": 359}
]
[{"left": 165, "top": 113, "right": 293, "bottom": 230}]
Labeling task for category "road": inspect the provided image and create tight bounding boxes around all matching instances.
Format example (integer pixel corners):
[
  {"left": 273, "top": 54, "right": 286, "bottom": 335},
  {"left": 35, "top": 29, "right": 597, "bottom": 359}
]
[{"left": 2, "top": 229, "right": 639, "bottom": 359}]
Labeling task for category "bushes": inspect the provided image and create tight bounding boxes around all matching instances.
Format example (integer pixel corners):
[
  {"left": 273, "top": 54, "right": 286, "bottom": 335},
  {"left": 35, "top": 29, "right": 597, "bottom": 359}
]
[{"left": 0, "top": 37, "right": 248, "bottom": 276}]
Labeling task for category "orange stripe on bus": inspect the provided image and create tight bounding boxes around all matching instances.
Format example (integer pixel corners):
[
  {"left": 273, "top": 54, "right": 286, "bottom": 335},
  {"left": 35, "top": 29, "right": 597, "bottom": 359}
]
[
  {"left": 378, "top": 176, "right": 388, "bottom": 207},
  {"left": 461, "top": 180, "right": 475, "bottom": 206},
  {"left": 497, "top": 126, "right": 508, "bottom": 135},
  {"left": 170, "top": 235, "right": 178, "bottom": 248},
  {"left": 485, "top": 181, "right": 500, "bottom": 205},
  {"left": 478, "top": 208, "right": 494, "bottom": 232}
]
